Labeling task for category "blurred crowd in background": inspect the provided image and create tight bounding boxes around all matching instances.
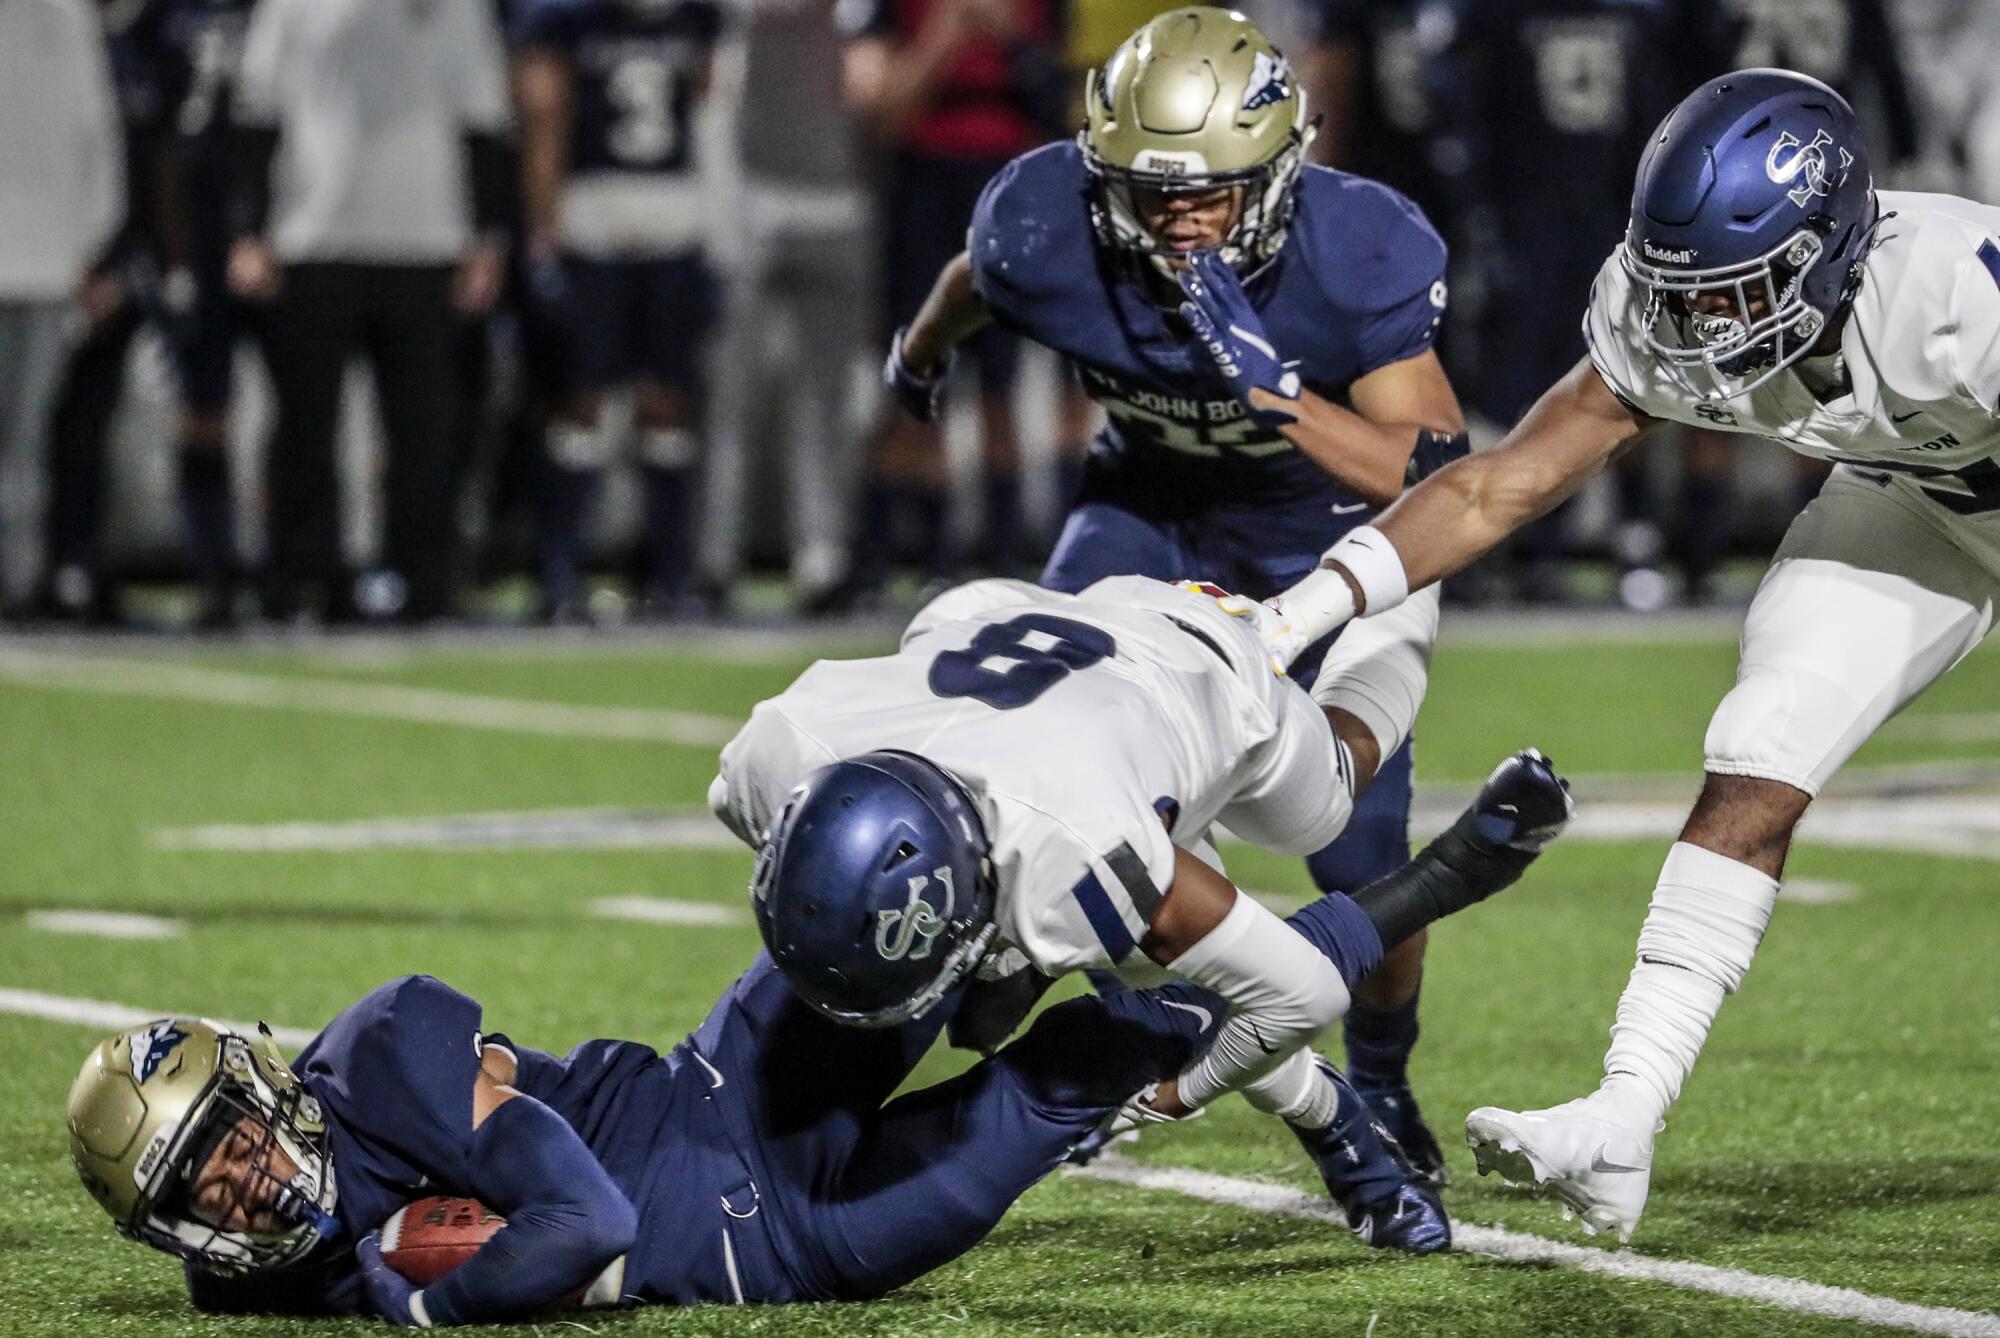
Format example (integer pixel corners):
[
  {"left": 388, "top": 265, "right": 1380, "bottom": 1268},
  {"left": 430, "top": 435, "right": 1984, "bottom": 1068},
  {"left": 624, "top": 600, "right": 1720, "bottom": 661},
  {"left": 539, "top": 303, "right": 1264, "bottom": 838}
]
[{"left": 3, "top": 0, "right": 1998, "bottom": 631}]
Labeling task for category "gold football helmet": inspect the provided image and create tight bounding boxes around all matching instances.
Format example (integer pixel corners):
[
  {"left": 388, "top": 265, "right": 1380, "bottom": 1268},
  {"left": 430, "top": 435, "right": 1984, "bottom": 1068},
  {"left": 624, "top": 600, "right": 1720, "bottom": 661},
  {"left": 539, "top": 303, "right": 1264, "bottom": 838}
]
[
  {"left": 68, "top": 1019, "right": 339, "bottom": 1273},
  {"left": 1082, "top": 7, "right": 1314, "bottom": 276}
]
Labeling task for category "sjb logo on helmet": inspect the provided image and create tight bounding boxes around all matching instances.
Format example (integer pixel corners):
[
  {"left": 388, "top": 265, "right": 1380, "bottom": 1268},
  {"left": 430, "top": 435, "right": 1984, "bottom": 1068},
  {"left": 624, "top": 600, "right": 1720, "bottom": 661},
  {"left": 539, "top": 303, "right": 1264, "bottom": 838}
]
[
  {"left": 1765, "top": 129, "right": 1853, "bottom": 209},
  {"left": 875, "top": 867, "right": 956, "bottom": 962}
]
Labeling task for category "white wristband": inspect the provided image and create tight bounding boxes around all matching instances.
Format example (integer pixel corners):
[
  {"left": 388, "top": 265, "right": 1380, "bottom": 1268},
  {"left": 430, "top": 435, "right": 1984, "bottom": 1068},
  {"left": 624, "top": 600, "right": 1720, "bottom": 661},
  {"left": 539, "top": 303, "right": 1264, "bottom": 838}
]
[{"left": 1323, "top": 525, "right": 1410, "bottom": 616}]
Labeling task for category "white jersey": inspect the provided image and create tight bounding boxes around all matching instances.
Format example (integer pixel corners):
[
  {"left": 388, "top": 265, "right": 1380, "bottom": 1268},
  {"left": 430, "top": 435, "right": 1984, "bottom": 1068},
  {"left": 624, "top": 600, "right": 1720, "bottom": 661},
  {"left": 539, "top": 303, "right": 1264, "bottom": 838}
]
[
  {"left": 1586, "top": 191, "right": 2000, "bottom": 520},
  {"left": 711, "top": 578, "right": 1347, "bottom": 978}
]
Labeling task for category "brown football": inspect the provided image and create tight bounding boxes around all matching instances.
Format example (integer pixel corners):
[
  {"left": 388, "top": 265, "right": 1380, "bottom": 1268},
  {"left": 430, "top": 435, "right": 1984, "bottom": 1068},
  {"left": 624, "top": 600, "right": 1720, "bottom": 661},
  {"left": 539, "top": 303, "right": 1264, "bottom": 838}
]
[{"left": 378, "top": 1196, "right": 505, "bottom": 1286}]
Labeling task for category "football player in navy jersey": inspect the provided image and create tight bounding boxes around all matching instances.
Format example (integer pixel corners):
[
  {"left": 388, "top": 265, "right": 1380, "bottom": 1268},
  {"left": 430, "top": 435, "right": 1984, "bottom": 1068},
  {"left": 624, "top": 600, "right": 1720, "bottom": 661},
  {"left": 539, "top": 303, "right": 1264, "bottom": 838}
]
[
  {"left": 886, "top": 6, "right": 1468, "bottom": 1180},
  {"left": 68, "top": 965, "right": 1256, "bottom": 1321},
  {"left": 153, "top": 0, "right": 261, "bottom": 627},
  {"left": 512, "top": 0, "right": 724, "bottom": 620}
]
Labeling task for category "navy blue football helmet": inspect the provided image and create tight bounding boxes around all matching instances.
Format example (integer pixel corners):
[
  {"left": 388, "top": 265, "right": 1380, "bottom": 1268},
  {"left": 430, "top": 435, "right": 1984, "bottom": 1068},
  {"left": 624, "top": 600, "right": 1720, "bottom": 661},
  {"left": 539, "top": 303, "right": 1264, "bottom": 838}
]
[
  {"left": 751, "top": 751, "right": 999, "bottom": 1028},
  {"left": 1621, "top": 69, "right": 1877, "bottom": 399}
]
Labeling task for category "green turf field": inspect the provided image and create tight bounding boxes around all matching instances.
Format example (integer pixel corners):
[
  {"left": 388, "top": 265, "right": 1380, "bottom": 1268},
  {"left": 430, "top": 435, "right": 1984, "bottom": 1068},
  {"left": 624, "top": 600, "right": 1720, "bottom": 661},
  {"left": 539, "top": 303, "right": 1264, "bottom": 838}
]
[{"left": 3, "top": 618, "right": 1997, "bottom": 1336}]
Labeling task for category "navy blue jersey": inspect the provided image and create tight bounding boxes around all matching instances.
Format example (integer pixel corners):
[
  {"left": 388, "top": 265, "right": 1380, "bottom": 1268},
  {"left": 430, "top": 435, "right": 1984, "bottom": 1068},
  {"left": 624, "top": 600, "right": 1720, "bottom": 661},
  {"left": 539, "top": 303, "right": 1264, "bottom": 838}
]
[
  {"left": 970, "top": 141, "right": 1446, "bottom": 513},
  {"left": 513, "top": 0, "right": 722, "bottom": 176},
  {"left": 140, "top": 0, "right": 257, "bottom": 146},
  {"left": 187, "top": 976, "right": 766, "bottom": 1312}
]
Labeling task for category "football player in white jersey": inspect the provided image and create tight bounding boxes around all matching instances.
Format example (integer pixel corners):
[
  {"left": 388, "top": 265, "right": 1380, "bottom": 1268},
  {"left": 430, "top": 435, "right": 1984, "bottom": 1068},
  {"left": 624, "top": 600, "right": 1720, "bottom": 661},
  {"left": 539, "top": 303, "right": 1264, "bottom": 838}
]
[
  {"left": 1248, "top": 69, "right": 2000, "bottom": 1242},
  {"left": 710, "top": 573, "right": 1573, "bottom": 1252}
]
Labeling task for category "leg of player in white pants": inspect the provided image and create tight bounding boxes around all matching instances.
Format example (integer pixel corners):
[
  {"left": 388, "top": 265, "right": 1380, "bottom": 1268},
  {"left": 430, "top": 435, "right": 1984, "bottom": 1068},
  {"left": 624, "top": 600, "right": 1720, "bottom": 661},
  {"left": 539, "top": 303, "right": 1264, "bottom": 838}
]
[{"left": 1468, "top": 467, "right": 2000, "bottom": 1241}]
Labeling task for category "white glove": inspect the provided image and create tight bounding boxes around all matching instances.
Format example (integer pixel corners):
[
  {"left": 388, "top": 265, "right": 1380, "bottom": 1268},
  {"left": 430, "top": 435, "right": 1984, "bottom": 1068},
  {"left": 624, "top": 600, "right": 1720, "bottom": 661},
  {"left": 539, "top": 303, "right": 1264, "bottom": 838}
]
[{"left": 1173, "top": 581, "right": 1313, "bottom": 674}]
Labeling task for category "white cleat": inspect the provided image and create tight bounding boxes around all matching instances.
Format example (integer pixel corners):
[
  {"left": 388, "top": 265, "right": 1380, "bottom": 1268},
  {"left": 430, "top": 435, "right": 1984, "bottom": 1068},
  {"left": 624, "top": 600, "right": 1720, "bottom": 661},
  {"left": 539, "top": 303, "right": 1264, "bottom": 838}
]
[{"left": 1465, "top": 1098, "right": 1654, "bottom": 1244}]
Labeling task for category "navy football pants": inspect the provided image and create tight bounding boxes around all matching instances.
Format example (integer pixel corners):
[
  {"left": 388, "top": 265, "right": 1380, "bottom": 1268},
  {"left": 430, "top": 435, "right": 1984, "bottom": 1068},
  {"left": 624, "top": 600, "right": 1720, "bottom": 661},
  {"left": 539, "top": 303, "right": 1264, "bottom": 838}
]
[{"left": 700, "top": 957, "right": 1221, "bottom": 1301}]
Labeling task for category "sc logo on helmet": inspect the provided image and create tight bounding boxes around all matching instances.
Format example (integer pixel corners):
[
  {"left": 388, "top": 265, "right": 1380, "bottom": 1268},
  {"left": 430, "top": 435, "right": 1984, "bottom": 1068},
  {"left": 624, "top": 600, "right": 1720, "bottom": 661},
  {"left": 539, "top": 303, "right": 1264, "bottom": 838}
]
[
  {"left": 1765, "top": 129, "right": 1853, "bottom": 209},
  {"left": 876, "top": 867, "right": 956, "bottom": 962}
]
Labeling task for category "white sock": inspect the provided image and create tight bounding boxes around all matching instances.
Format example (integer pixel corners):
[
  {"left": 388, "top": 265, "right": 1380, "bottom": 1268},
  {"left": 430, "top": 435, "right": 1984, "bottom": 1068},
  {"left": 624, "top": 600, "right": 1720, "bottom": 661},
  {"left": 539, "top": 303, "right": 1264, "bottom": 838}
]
[
  {"left": 1596, "top": 841, "right": 1779, "bottom": 1130},
  {"left": 1240, "top": 1048, "right": 1342, "bottom": 1129}
]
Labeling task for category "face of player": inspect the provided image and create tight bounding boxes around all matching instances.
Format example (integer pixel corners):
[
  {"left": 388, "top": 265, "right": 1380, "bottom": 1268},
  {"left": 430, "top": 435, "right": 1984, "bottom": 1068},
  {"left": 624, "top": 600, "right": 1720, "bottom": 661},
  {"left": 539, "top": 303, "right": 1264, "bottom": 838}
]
[
  {"left": 184, "top": 1116, "right": 301, "bottom": 1236},
  {"left": 1682, "top": 285, "right": 1772, "bottom": 327},
  {"left": 1133, "top": 184, "right": 1244, "bottom": 265}
]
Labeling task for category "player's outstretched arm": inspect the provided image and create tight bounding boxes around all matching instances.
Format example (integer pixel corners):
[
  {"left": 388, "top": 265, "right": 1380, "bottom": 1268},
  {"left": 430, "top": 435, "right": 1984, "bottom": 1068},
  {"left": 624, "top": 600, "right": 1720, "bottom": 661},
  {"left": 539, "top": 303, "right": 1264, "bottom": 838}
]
[
  {"left": 1270, "top": 358, "right": 1650, "bottom": 644},
  {"left": 885, "top": 251, "right": 994, "bottom": 423},
  {"left": 1362, "top": 357, "right": 1647, "bottom": 595}
]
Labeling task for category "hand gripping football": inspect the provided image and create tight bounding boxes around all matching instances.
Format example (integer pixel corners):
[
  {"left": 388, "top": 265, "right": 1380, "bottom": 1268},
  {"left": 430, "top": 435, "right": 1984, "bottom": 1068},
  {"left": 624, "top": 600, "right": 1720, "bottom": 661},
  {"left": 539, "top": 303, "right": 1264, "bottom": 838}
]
[{"left": 378, "top": 1196, "right": 505, "bottom": 1286}]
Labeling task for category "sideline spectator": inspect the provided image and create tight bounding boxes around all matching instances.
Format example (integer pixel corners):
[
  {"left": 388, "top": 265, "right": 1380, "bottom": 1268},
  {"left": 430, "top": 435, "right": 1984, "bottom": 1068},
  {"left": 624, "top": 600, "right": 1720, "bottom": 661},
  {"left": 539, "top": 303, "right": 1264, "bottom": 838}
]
[
  {"left": 702, "top": 0, "right": 871, "bottom": 614},
  {"left": 232, "top": 0, "right": 511, "bottom": 624},
  {"left": 0, "top": 0, "right": 124, "bottom": 622},
  {"left": 841, "top": 0, "right": 1065, "bottom": 597},
  {"left": 512, "top": 0, "right": 726, "bottom": 623}
]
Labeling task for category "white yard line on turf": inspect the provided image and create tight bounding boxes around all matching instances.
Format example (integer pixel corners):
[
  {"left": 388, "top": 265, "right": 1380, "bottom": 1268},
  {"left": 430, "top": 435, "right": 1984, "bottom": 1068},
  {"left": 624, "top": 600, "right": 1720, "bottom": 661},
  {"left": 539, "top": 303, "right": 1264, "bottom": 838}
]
[
  {"left": 1072, "top": 1158, "right": 2000, "bottom": 1337},
  {"left": 590, "top": 896, "right": 747, "bottom": 927},
  {"left": 0, "top": 989, "right": 316, "bottom": 1049},
  {"left": 152, "top": 808, "right": 742, "bottom": 852},
  {"left": 0, "top": 649, "right": 737, "bottom": 746},
  {"left": 26, "top": 910, "right": 186, "bottom": 939},
  {"left": 1, "top": 986, "right": 1993, "bottom": 1332}
]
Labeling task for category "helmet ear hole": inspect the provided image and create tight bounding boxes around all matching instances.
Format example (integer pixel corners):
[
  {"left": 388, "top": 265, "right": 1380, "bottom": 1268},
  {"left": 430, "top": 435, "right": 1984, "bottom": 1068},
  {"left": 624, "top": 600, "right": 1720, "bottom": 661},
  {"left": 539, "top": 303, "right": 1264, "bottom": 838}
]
[{"left": 882, "top": 840, "right": 919, "bottom": 872}]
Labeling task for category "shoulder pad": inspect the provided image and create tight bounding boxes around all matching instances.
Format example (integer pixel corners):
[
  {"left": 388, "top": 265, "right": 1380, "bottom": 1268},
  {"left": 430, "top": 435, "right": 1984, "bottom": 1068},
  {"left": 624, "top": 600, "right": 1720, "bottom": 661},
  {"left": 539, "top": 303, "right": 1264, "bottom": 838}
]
[
  {"left": 1289, "top": 167, "right": 1447, "bottom": 311},
  {"left": 969, "top": 142, "right": 1095, "bottom": 318}
]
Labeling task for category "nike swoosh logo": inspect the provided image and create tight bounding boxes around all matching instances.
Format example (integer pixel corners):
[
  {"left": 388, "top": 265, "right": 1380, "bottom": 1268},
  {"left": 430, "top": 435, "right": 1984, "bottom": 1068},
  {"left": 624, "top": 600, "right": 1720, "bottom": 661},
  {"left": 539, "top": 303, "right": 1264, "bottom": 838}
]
[
  {"left": 1161, "top": 1000, "right": 1215, "bottom": 1031},
  {"left": 1247, "top": 1020, "right": 1280, "bottom": 1054},
  {"left": 1891, "top": 410, "right": 1922, "bottom": 423},
  {"left": 1853, "top": 469, "right": 1894, "bottom": 487},
  {"left": 691, "top": 1050, "right": 726, "bottom": 1089},
  {"left": 1329, "top": 501, "right": 1370, "bottom": 516},
  {"left": 1590, "top": 1148, "right": 1647, "bottom": 1174}
]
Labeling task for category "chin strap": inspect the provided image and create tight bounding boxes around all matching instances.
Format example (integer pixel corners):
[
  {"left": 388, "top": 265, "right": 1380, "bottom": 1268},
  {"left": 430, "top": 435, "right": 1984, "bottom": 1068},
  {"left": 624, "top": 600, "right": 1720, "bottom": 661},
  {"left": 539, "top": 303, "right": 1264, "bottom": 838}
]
[{"left": 273, "top": 1182, "right": 342, "bottom": 1243}]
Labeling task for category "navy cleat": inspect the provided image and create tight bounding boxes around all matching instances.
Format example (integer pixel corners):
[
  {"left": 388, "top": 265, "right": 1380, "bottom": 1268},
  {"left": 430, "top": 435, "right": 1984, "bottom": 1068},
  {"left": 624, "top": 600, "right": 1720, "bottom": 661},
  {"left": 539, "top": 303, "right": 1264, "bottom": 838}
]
[
  {"left": 1441, "top": 748, "right": 1574, "bottom": 894},
  {"left": 1352, "top": 1081, "right": 1448, "bottom": 1187},
  {"left": 1349, "top": 749, "right": 1573, "bottom": 951},
  {"left": 1289, "top": 1060, "right": 1451, "bottom": 1254}
]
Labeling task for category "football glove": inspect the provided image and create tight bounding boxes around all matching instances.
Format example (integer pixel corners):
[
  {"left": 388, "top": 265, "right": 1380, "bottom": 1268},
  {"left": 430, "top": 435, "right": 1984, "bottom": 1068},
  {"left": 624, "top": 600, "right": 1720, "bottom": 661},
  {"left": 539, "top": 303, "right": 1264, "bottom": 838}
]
[
  {"left": 1174, "top": 580, "right": 1313, "bottom": 674},
  {"left": 1176, "top": 251, "right": 1300, "bottom": 431},
  {"left": 353, "top": 1231, "right": 428, "bottom": 1327},
  {"left": 884, "top": 326, "right": 951, "bottom": 425}
]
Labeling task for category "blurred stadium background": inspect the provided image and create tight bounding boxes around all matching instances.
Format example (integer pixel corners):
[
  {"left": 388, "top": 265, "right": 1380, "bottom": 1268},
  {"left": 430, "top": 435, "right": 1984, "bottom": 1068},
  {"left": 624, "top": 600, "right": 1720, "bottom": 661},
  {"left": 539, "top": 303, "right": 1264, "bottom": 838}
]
[
  {"left": 2, "top": 0, "right": 1997, "bottom": 629},
  {"left": 6, "top": 0, "right": 2000, "bottom": 1334}
]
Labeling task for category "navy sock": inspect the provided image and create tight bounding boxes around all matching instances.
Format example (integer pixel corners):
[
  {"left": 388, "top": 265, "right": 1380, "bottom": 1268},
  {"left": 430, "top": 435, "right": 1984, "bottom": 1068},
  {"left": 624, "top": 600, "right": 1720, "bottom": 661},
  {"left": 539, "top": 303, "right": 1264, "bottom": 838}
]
[
  {"left": 1054, "top": 453, "right": 1086, "bottom": 509},
  {"left": 1284, "top": 892, "right": 1386, "bottom": 991},
  {"left": 982, "top": 471, "right": 1022, "bottom": 574},
  {"left": 642, "top": 464, "right": 695, "bottom": 597},
  {"left": 1680, "top": 474, "right": 1732, "bottom": 589},
  {"left": 914, "top": 484, "right": 954, "bottom": 580},
  {"left": 1343, "top": 991, "right": 1421, "bottom": 1090},
  {"left": 855, "top": 480, "right": 898, "bottom": 586},
  {"left": 178, "top": 450, "right": 236, "bottom": 588},
  {"left": 538, "top": 463, "right": 598, "bottom": 607}
]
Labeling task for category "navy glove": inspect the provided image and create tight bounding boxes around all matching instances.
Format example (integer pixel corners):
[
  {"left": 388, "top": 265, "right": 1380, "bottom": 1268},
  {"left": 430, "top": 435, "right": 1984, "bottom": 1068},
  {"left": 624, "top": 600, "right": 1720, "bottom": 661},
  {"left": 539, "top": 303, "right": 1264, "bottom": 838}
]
[
  {"left": 1176, "top": 250, "right": 1301, "bottom": 430},
  {"left": 884, "top": 325, "right": 951, "bottom": 424},
  {"left": 353, "top": 1231, "right": 428, "bottom": 1327}
]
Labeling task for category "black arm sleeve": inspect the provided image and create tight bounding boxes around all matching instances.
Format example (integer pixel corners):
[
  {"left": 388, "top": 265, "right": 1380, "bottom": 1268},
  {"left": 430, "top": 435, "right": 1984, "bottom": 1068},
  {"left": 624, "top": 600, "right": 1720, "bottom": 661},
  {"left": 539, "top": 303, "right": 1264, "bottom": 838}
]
[
  {"left": 463, "top": 129, "right": 514, "bottom": 237},
  {"left": 232, "top": 124, "right": 280, "bottom": 237}
]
